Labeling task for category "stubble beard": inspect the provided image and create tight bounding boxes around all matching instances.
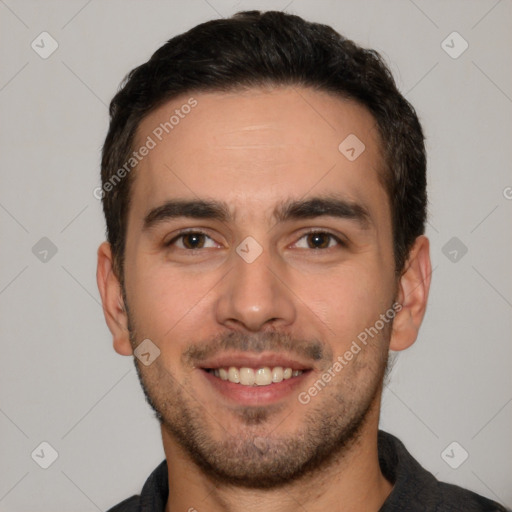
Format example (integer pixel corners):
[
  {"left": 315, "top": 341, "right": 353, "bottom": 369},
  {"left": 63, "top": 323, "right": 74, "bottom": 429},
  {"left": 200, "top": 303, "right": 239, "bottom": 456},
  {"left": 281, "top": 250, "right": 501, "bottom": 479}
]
[
  {"left": 128, "top": 340, "right": 387, "bottom": 489},
  {"left": 124, "top": 300, "right": 391, "bottom": 489}
]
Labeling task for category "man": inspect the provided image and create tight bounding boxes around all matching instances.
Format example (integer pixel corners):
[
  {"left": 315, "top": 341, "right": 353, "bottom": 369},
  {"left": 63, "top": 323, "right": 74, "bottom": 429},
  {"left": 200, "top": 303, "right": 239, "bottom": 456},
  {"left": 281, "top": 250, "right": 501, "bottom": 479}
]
[{"left": 96, "top": 10, "right": 507, "bottom": 512}]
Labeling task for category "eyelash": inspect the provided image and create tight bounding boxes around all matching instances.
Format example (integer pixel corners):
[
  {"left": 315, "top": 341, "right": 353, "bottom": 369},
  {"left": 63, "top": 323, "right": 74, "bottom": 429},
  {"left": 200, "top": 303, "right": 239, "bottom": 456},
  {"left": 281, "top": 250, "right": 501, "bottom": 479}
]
[{"left": 165, "top": 229, "right": 347, "bottom": 250}]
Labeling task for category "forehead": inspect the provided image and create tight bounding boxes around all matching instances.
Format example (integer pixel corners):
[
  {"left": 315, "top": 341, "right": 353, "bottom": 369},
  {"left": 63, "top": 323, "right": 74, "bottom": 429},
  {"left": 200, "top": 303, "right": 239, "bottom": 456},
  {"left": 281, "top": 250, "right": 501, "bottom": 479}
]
[{"left": 129, "top": 86, "right": 388, "bottom": 229}]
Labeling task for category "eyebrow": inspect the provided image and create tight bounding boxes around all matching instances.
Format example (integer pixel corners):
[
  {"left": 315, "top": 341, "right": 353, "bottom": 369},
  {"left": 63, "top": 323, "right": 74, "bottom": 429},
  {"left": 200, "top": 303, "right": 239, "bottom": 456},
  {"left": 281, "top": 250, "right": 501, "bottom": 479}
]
[{"left": 143, "top": 195, "right": 372, "bottom": 231}]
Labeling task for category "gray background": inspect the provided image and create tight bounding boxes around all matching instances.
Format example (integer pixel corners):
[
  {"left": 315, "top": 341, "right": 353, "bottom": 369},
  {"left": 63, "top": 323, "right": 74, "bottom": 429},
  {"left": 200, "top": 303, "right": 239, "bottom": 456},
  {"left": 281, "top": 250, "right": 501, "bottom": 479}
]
[{"left": 0, "top": 0, "right": 511, "bottom": 510}]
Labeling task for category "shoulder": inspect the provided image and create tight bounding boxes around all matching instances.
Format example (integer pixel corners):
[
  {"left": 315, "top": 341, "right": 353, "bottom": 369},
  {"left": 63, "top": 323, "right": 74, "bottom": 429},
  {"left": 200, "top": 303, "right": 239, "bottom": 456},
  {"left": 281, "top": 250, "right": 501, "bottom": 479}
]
[
  {"left": 433, "top": 480, "right": 508, "bottom": 511},
  {"left": 105, "top": 459, "right": 168, "bottom": 512},
  {"left": 106, "top": 495, "right": 140, "bottom": 512},
  {"left": 378, "top": 431, "right": 508, "bottom": 512}
]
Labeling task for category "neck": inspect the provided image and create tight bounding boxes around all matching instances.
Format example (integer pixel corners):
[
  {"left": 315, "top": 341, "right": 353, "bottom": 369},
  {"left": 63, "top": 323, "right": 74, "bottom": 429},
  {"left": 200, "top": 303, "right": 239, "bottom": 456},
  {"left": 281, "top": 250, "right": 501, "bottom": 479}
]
[{"left": 162, "top": 396, "right": 392, "bottom": 512}]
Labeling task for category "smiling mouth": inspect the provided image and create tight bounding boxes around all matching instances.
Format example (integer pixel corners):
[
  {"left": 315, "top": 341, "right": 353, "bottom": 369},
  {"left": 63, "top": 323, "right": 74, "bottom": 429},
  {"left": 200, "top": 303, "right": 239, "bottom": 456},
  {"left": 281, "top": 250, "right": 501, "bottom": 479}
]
[{"left": 205, "top": 366, "right": 306, "bottom": 386}]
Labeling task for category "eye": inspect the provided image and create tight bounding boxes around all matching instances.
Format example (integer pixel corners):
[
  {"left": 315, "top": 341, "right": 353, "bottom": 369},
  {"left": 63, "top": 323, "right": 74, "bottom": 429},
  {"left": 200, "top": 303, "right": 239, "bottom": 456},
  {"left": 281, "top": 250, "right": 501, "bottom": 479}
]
[
  {"left": 294, "top": 231, "right": 345, "bottom": 250},
  {"left": 165, "top": 231, "right": 218, "bottom": 250}
]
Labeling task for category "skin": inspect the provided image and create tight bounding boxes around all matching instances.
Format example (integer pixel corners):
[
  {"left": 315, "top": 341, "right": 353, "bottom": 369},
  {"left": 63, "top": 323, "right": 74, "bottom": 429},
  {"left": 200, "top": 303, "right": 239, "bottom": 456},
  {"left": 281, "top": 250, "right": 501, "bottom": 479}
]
[{"left": 97, "top": 86, "right": 431, "bottom": 512}]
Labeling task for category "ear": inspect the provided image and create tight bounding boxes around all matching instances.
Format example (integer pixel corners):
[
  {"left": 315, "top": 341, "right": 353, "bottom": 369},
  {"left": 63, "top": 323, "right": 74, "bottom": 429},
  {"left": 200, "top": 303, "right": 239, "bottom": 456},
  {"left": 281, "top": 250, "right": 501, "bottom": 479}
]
[
  {"left": 96, "top": 241, "right": 133, "bottom": 356},
  {"left": 389, "top": 235, "right": 432, "bottom": 351}
]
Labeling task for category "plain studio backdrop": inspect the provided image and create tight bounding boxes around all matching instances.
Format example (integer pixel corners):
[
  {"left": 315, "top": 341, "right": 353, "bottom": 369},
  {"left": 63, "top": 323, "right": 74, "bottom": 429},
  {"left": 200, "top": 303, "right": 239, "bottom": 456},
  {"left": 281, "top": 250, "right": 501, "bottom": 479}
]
[{"left": 0, "top": 0, "right": 511, "bottom": 510}]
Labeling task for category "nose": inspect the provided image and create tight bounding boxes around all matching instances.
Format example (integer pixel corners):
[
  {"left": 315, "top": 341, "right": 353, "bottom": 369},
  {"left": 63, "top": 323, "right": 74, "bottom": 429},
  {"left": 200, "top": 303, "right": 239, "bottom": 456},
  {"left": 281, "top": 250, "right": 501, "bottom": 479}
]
[{"left": 214, "top": 242, "right": 297, "bottom": 332}]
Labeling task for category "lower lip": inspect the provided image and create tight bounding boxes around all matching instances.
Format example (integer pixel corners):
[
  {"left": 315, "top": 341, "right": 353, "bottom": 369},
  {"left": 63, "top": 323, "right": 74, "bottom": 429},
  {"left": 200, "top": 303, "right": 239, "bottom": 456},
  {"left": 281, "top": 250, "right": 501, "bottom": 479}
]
[{"left": 201, "top": 369, "right": 311, "bottom": 405}]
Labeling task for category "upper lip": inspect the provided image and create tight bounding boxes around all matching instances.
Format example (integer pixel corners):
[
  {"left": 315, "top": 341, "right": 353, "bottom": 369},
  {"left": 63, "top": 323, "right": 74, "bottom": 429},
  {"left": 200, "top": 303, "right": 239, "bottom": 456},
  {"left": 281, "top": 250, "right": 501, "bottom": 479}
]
[{"left": 197, "top": 352, "right": 314, "bottom": 371}]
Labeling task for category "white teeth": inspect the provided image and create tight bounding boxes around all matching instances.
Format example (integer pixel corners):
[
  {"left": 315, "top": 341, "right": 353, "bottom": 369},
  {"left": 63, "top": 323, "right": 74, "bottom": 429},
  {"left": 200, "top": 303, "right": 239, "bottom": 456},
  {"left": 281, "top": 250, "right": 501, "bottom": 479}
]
[
  {"left": 210, "top": 366, "right": 303, "bottom": 386},
  {"left": 239, "top": 367, "right": 255, "bottom": 385},
  {"left": 228, "top": 366, "right": 240, "bottom": 383},
  {"left": 272, "top": 366, "right": 284, "bottom": 383},
  {"left": 255, "top": 367, "right": 272, "bottom": 386}
]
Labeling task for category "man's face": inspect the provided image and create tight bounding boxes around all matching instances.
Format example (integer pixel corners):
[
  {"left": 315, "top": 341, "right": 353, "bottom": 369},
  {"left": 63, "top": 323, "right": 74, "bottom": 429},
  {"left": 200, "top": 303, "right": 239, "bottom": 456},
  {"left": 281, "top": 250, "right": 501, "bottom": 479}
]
[{"left": 121, "top": 87, "right": 398, "bottom": 486}]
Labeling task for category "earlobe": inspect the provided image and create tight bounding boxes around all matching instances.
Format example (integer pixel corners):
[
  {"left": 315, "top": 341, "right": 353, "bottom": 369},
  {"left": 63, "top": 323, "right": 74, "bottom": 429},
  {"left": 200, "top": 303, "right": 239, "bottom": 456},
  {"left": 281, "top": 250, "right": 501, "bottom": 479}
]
[
  {"left": 96, "top": 241, "right": 133, "bottom": 356},
  {"left": 389, "top": 235, "right": 432, "bottom": 352}
]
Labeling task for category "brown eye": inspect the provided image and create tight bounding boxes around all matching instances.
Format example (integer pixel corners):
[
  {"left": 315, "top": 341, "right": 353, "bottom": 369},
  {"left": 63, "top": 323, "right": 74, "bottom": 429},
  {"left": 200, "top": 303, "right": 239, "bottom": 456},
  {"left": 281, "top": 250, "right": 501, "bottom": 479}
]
[
  {"left": 166, "top": 231, "right": 217, "bottom": 250},
  {"left": 181, "top": 233, "right": 206, "bottom": 249},
  {"left": 295, "top": 231, "right": 344, "bottom": 250},
  {"left": 307, "top": 233, "right": 331, "bottom": 249}
]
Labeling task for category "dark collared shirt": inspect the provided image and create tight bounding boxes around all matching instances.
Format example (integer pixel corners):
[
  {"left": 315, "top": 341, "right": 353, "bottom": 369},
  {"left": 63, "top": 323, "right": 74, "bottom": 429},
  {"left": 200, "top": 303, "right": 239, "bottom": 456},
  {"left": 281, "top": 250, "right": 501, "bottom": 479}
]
[{"left": 107, "top": 430, "right": 507, "bottom": 511}]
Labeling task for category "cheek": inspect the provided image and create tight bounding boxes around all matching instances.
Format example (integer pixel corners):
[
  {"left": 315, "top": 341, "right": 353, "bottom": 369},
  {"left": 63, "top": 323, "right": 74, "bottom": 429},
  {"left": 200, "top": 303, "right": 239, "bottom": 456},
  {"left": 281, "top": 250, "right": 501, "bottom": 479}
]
[
  {"left": 299, "top": 264, "right": 392, "bottom": 352},
  {"left": 126, "top": 258, "right": 218, "bottom": 345}
]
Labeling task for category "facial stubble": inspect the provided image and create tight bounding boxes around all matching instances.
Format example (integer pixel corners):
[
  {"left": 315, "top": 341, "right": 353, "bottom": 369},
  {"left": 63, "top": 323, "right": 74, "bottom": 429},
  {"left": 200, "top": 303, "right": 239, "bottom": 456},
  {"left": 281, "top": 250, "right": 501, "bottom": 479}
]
[{"left": 125, "top": 305, "right": 391, "bottom": 489}]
